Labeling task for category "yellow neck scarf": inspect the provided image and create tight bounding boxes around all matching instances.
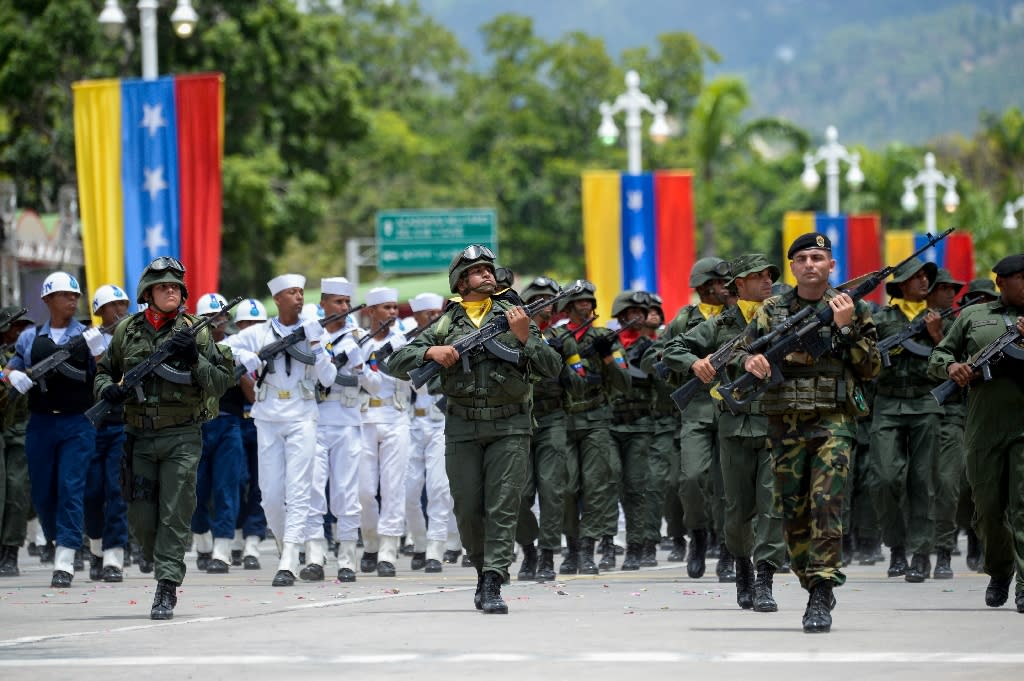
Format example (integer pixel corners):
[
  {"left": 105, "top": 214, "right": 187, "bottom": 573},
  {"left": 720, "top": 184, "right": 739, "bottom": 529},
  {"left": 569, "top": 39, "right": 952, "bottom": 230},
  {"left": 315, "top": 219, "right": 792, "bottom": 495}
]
[
  {"left": 698, "top": 303, "right": 723, "bottom": 320},
  {"left": 895, "top": 299, "right": 927, "bottom": 321},
  {"left": 736, "top": 299, "right": 762, "bottom": 324},
  {"left": 460, "top": 298, "right": 493, "bottom": 328}
]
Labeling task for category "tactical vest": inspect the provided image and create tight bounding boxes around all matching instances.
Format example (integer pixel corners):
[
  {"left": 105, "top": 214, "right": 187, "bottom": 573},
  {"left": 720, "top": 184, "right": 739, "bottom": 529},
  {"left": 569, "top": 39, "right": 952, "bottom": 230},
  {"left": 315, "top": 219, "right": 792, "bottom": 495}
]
[
  {"left": 433, "top": 300, "right": 532, "bottom": 420},
  {"left": 27, "top": 330, "right": 94, "bottom": 415},
  {"left": 561, "top": 326, "right": 614, "bottom": 414},
  {"left": 758, "top": 292, "right": 849, "bottom": 415}
]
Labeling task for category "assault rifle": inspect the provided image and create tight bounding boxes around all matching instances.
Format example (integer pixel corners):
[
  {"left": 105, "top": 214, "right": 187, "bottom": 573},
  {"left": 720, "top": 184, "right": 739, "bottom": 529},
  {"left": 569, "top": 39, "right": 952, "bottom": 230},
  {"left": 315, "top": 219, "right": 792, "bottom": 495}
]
[
  {"left": 930, "top": 324, "right": 1024, "bottom": 405},
  {"left": 577, "top": 318, "right": 642, "bottom": 359},
  {"left": 407, "top": 282, "right": 584, "bottom": 389},
  {"left": 234, "top": 304, "right": 366, "bottom": 381},
  {"left": 26, "top": 318, "right": 120, "bottom": 393},
  {"left": 86, "top": 296, "right": 244, "bottom": 427},
  {"left": 717, "top": 228, "right": 953, "bottom": 414},
  {"left": 877, "top": 295, "right": 984, "bottom": 368}
]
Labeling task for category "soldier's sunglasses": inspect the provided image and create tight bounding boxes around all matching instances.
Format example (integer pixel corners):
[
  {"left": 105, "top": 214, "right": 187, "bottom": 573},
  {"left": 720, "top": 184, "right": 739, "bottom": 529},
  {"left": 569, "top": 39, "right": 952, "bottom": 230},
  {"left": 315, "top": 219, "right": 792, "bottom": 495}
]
[{"left": 148, "top": 256, "right": 186, "bottom": 274}]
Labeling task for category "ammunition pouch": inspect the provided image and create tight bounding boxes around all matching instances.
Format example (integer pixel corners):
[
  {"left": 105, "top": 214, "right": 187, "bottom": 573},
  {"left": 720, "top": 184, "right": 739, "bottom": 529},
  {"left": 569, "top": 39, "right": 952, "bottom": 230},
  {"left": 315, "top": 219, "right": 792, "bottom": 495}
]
[{"left": 760, "top": 359, "right": 846, "bottom": 415}]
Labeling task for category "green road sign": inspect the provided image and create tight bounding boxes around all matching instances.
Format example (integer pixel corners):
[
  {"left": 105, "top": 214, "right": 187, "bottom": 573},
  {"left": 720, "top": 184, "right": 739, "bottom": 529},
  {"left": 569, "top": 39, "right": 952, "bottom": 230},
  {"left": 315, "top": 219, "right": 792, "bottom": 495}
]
[{"left": 376, "top": 209, "right": 498, "bottom": 273}]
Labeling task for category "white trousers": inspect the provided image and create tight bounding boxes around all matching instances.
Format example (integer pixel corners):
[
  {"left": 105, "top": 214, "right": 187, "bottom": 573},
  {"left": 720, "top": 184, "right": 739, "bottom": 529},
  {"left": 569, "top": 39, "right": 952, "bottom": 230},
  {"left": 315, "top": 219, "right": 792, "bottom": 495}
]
[
  {"left": 404, "top": 422, "right": 451, "bottom": 548},
  {"left": 313, "top": 424, "right": 363, "bottom": 542},
  {"left": 359, "top": 421, "right": 410, "bottom": 539},
  {"left": 256, "top": 418, "right": 317, "bottom": 545}
]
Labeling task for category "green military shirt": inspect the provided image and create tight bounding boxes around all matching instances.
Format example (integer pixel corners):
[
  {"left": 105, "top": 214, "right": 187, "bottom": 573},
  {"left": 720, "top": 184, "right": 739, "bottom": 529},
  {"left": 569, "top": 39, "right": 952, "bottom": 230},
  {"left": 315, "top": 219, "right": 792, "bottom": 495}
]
[{"left": 872, "top": 305, "right": 944, "bottom": 415}]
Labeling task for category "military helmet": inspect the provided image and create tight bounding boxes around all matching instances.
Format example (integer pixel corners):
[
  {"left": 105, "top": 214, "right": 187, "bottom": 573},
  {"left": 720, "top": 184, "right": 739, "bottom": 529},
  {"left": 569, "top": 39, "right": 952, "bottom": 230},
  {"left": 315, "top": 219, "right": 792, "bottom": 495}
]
[
  {"left": 448, "top": 244, "right": 496, "bottom": 293},
  {"left": 136, "top": 256, "right": 188, "bottom": 304},
  {"left": 689, "top": 257, "right": 731, "bottom": 287},
  {"left": 884, "top": 257, "right": 937, "bottom": 298},
  {"left": 556, "top": 279, "right": 597, "bottom": 312},
  {"left": 494, "top": 266, "right": 515, "bottom": 290},
  {"left": 520, "top": 276, "right": 560, "bottom": 303},
  {"left": 91, "top": 284, "right": 129, "bottom": 314},
  {"left": 40, "top": 271, "right": 82, "bottom": 299},
  {"left": 610, "top": 290, "right": 650, "bottom": 317}
]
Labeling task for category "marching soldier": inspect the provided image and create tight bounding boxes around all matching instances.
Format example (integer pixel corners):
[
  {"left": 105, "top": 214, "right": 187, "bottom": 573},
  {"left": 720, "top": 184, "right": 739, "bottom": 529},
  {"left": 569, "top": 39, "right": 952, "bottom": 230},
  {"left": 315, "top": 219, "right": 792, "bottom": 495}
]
[
  {"left": 870, "top": 258, "right": 941, "bottom": 582},
  {"left": 732, "top": 233, "right": 880, "bottom": 633},
  {"left": 94, "top": 258, "right": 234, "bottom": 619},
  {"left": 387, "top": 245, "right": 562, "bottom": 613},
  {"left": 5, "top": 272, "right": 96, "bottom": 587},
  {"left": 929, "top": 254, "right": 1024, "bottom": 613},
  {"left": 0, "top": 307, "right": 34, "bottom": 577}
]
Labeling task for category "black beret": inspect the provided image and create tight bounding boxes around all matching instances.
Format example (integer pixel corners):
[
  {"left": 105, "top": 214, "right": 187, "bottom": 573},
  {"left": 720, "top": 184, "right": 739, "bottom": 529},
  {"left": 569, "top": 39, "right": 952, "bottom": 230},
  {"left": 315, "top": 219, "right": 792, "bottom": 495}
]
[
  {"left": 992, "top": 254, "right": 1024, "bottom": 277},
  {"left": 787, "top": 232, "right": 832, "bottom": 259}
]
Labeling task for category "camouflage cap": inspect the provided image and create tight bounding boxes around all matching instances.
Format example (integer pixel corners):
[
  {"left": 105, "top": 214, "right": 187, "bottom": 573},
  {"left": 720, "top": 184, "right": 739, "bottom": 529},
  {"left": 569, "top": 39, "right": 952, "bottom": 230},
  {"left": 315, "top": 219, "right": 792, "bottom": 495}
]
[
  {"left": 884, "top": 257, "right": 938, "bottom": 298},
  {"left": 958, "top": 278, "right": 998, "bottom": 304},
  {"left": 727, "top": 253, "right": 780, "bottom": 284},
  {"left": 928, "top": 267, "right": 965, "bottom": 295}
]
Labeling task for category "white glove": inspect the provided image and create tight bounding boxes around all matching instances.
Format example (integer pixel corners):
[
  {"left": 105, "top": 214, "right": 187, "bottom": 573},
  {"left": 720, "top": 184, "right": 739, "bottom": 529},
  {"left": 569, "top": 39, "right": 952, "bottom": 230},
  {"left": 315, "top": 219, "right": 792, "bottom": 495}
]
[
  {"left": 302, "top": 319, "right": 324, "bottom": 346},
  {"left": 236, "top": 349, "right": 262, "bottom": 374},
  {"left": 6, "top": 369, "right": 33, "bottom": 394},
  {"left": 82, "top": 327, "right": 106, "bottom": 356}
]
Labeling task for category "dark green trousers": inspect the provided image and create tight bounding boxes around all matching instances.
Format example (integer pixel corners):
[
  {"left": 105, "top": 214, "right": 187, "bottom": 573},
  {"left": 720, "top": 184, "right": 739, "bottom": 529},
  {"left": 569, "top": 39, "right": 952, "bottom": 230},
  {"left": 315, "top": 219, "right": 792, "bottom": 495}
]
[
  {"left": 846, "top": 420, "right": 880, "bottom": 545},
  {"left": 644, "top": 420, "right": 675, "bottom": 543},
  {"left": 720, "top": 433, "right": 785, "bottom": 567},
  {"left": 677, "top": 415, "right": 717, "bottom": 531},
  {"left": 563, "top": 425, "right": 617, "bottom": 540},
  {"left": 516, "top": 411, "right": 566, "bottom": 551},
  {"left": 934, "top": 406, "right": 965, "bottom": 552},
  {"left": 446, "top": 432, "right": 529, "bottom": 580},
  {"left": 1, "top": 427, "right": 30, "bottom": 546},
  {"left": 870, "top": 406, "right": 938, "bottom": 554},
  {"left": 610, "top": 428, "right": 651, "bottom": 546},
  {"left": 125, "top": 425, "right": 201, "bottom": 584}
]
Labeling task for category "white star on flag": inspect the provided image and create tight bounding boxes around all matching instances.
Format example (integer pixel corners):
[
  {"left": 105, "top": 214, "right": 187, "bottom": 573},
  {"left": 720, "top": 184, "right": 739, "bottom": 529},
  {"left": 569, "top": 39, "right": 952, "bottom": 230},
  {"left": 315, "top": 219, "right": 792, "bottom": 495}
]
[
  {"left": 145, "top": 223, "right": 169, "bottom": 257},
  {"left": 627, "top": 190, "right": 644, "bottom": 212},
  {"left": 630, "top": 234, "right": 646, "bottom": 260},
  {"left": 140, "top": 104, "right": 167, "bottom": 137},
  {"left": 143, "top": 166, "right": 167, "bottom": 201},
  {"left": 630, "top": 277, "right": 648, "bottom": 290}
]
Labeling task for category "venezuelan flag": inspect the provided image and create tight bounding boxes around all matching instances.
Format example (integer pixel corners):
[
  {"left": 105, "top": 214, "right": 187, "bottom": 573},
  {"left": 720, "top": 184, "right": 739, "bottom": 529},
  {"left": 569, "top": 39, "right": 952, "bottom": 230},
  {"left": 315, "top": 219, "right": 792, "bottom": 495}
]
[
  {"left": 73, "top": 73, "right": 224, "bottom": 312},
  {"left": 884, "top": 229, "right": 975, "bottom": 294},
  {"left": 581, "top": 171, "right": 695, "bottom": 321},
  {"left": 781, "top": 211, "right": 884, "bottom": 304}
]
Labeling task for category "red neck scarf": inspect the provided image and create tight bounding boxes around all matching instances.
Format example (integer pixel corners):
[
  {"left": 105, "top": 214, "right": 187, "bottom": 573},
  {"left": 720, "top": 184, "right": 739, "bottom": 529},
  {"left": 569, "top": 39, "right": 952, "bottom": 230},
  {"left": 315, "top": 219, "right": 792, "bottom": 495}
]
[
  {"left": 618, "top": 328, "right": 642, "bottom": 348},
  {"left": 145, "top": 307, "right": 176, "bottom": 330}
]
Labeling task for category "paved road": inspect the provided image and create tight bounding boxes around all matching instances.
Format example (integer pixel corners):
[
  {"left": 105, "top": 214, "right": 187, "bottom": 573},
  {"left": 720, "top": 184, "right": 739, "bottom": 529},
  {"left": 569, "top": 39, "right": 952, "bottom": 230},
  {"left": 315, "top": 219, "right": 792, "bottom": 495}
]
[{"left": 0, "top": 541, "right": 1019, "bottom": 681}]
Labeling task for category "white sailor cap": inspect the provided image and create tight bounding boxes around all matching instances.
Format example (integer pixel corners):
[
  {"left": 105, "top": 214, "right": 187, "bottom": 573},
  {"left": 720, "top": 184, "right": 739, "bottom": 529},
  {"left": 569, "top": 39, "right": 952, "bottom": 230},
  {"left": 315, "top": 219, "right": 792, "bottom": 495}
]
[
  {"left": 366, "top": 286, "right": 399, "bottom": 307},
  {"left": 409, "top": 292, "right": 445, "bottom": 313},
  {"left": 321, "top": 277, "right": 353, "bottom": 297},
  {"left": 300, "top": 303, "right": 324, "bottom": 321},
  {"left": 267, "top": 273, "right": 306, "bottom": 296}
]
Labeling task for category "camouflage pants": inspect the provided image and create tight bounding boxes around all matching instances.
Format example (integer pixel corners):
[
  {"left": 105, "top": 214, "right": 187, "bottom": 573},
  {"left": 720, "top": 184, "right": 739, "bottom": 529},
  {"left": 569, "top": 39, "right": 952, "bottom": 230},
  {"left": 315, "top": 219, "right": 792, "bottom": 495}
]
[{"left": 770, "top": 412, "right": 853, "bottom": 591}]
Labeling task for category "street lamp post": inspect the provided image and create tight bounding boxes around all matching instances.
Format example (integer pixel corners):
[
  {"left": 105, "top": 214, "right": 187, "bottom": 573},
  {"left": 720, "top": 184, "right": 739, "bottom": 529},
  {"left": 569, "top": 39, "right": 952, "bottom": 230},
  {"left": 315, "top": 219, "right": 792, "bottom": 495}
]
[
  {"left": 1003, "top": 194, "right": 1024, "bottom": 231},
  {"left": 800, "top": 125, "right": 864, "bottom": 217},
  {"left": 597, "top": 70, "right": 670, "bottom": 175},
  {"left": 900, "top": 152, "right": 959, "bottom": 234},
  {"left": 98, "top": 0, "right": 199, "bottom": 80}
]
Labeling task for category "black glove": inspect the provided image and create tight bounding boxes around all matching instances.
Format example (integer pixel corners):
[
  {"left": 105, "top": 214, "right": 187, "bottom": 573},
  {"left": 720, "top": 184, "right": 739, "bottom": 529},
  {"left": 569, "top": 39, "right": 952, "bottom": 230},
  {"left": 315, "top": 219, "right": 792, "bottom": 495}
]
[
  {"left": 592, "top": 334, "right": 615, "bottom": 358},
  {"left": 100, "top": 383, "right": 128, "bottom": 404},
  {"left": 546, "top": 333, "right": 565, "bottom": 353},
  {"left": 168, "top": 332, "right": 199, "bottom": 365}
]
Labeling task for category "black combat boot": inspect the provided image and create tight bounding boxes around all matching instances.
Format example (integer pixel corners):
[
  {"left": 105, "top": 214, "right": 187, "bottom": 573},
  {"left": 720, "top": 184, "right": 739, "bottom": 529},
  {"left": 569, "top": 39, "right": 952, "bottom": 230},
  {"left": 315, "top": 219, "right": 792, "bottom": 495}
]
[
  {"left": 640, "top": 539, "right": 658, "bottom": 567},
  {"left": 933, "top": 549, "right": 953, "bottom": 580},
  {"left": 359, "top": 551, "right": 378, "bottom": 573},
  {"left": 985, "top": 575, "right": 1011, "bottom": 607},
  {"left": 376, "top": 560, "right": 396, "bottom": 577},
  {"left": 536, "top": 549, "right": 556, "bottom": 581},
  {"left": 752, "top": 561, "right": 778, "bottom": 612},
  {"left": 242, "top": 555, "right": 260, "bottom": 570},
  {"left": 410, "top": 552, "right": 427, "bottom": 571},
  {"left": 905, "top": 553, "right": 929, "bottom": 583},
  {"left": 89, "top": 552, "right": 103, "bottom": 581},
  {"left": 857, "top": 537, "right": 880, "bottom": 565},
  {"left": 442, "top": 549, "right": 461, "bottom": 564},
  {"left": 50, "top": 569, "right": 73, "bottom": 588},
  {"left": 207, "top": 558, "right": 230, "bottom": 574},
  {"left": 559, "top": 538, "right": 579, "bottom": 575},
  {"left": 299, "top": 562, "right": 324, "bottom": 581},
  {"left": 887, "top": 546, "right": 907, "bottom": 577},
  {"left": 578, "top": 537, "right": 599, "bottom": 575},
  {"left": 716, "top": 544, "right": 736, "bottom": 583},
  {"left": 735, "top": 557, "right": 754, "bottom": 610},
  {"left": 621, "top": 543, "right": 642, "bottom": 571},
  {"left": 802, "top": 582, "right": 834, "bottom": 633},
  {"left": 231, "top": 549, "right": 243, "bottom": 566},
  {"left": 597, "top": 536, "right": 616, "bottom": 570},
  {"left": 461, "top": 554, "right": 474, "bottom": 567},
  {"left": 667, "top": 536, "right": 686, "bottom": 562},
  {"left": 150, "top": 579, "right": 178, "bottom": 620},
  {"left": 965, "top": 529, "right": 982, "bottom": 572},
  {"left": 473, "top": 567, "right": 484, "bottom": 611},
  {"left": 687, "top": 529, "right": 708, "bottom": 578},
  {"left": 517, "top": 543, "right": 538, "bottom": 581},
  {"left": 271, "top": 569, "right": 295, "bottom": 587},
  {"left": 480, "top": 571, "right": 509, "bottom": 614},
  {"left": 137, "top": 555, "right": 154, "bottom": 574},
  {"left": 101, "top": 565, "right": 123, "bottom": 582},
  {"left": 0, "top": 546, "right": 19, "bottom": 577}
]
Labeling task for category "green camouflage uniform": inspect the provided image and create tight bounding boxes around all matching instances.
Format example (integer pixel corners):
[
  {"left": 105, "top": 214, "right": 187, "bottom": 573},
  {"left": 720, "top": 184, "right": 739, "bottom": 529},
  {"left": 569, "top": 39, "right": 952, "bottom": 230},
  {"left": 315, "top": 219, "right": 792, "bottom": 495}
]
[
  {"left": 1, "top": 347, "right": 30, "bottom": 551},
  {"left": 386, "top": 299, "right": 562, "bottom": 580},
  {"left": 929, "top": 298, "right": 1024, "bottom": 595},
  {"left": 94, "top": 313, "right": 234, "bottom": 584},
  {"left": 732, "top": 288, "right": 880, "bottom": 590}
]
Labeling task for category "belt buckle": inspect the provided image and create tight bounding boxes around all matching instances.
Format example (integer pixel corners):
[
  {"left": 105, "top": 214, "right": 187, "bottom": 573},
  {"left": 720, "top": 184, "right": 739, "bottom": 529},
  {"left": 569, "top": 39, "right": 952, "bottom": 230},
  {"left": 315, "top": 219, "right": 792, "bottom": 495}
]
[
  {"left": 368, "top": 398, "right": 384, "bottom": 408},
  {"left": 414, "top": 408, "right": 427, "bottom": 417},
  {"left": 277, "top": 390, "right": 291, "bottom": 399}
]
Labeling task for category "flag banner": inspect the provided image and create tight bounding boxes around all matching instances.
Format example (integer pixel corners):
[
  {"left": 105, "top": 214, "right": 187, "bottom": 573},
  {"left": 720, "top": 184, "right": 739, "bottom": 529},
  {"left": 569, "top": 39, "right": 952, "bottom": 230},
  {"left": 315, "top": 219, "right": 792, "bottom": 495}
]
[
  {"left": 781, "top": 212, "right": 815, "bottom": 286},
  {"left": 73, "top": 73, "right": 224, "bottom": 312},
  {"left": 942, "top": 231, "right": 975, "bottom": 285},
  {"left": 886, "top": 229, "right": 975, "bottom": 294},
  {"left": 847, "top": 213, "right": 883, "bottom": 304},
  {"left": 583, "top": 170, "right": 696, "bottom": 322},
  {"left": 815, "top": 213, "right": 848, "bottom": 286}
]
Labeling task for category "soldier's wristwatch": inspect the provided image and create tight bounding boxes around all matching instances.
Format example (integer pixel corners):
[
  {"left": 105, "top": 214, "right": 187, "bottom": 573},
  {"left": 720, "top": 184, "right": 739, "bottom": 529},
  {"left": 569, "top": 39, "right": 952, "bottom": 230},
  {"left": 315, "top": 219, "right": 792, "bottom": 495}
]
[{"left": 838, "top": 324, "right": 853, "bottom": 337}]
